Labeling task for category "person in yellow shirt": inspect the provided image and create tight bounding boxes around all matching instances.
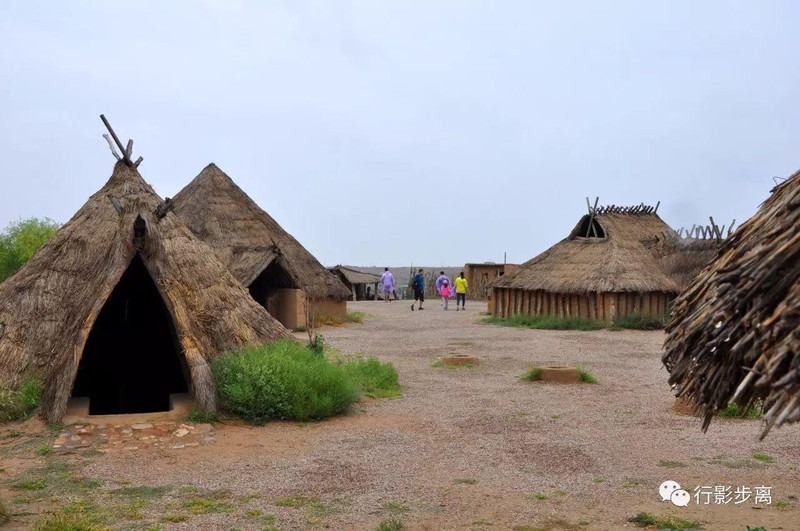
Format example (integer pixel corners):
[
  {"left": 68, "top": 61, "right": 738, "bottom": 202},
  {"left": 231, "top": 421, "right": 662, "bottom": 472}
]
[{"left": 454, "top": 271, "right": 468, "bottom": 311}]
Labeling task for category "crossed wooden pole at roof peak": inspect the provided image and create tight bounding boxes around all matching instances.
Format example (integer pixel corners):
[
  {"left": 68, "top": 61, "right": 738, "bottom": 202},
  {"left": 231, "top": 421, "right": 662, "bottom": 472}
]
[{"left": 100, "top": 114, "right": 142, "bottom": 168}]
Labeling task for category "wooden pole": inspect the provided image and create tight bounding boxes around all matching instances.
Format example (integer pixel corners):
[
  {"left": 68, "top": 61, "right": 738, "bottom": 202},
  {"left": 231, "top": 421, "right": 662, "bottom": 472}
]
[{"left": 100, "top": 114, "right": 132, "bottom": 166}]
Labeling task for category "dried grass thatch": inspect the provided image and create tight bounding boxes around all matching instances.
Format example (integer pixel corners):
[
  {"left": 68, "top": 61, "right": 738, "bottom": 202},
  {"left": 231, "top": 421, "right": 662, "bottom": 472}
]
[
  {"left": 0, "top": 161, "right": 288, "bottom": 421},
  {"left": 172, "top": 164, "right": 350, "bottom": 301},
  {"left": 329, "top": 265, "right": 382, "bottom": 286},
  {"left": 493, "top": 212, "right": 680, "bottom": 294},
  {"left": 663, "top": 169, "right": 800, "bottom": 437}
]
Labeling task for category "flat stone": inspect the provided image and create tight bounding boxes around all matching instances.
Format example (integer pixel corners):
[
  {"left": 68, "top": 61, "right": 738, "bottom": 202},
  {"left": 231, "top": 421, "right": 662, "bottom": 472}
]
[
  {"left": 131, "top": 423, "right": 153, "bottom": 430},
  {"left": 123, "top": 446, "right": 139, "bottom": 451},
  {"left": 173, "top": 428, "right": 190, "bottom": 438},
  {"left": 52, "top": 445, "right": 62, "bottom": 449},
  {"left": 169, "top": 443, "right": 185, "bottom": 449},
  {"left": 54, "top": 437, "right": 68, "bottom": 445},
  {"left": 184, "top": 442, "right": 200, "bottom": 447}
]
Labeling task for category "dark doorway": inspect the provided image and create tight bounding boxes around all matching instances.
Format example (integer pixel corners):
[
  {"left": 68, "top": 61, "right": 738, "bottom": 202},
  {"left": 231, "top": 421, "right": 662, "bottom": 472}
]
[
  {"left": 248, "top": 261, "right": 295, "bottom": 309},
  {"left": 72, "top": 254, "right": 189, "bottom": 415}
]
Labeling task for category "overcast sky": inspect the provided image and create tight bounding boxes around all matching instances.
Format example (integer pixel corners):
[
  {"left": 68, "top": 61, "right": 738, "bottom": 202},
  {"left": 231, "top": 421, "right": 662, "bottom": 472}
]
[{"left": 1, "top": 1, "right": 798, "bottom": 267}]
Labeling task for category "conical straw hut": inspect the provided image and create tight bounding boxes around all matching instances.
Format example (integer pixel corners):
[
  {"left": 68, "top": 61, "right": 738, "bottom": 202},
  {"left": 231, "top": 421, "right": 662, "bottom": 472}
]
[
  {"left": 0, "top": 161, "right": 288, "bottom": 421},
  {"left": 492, "top": 204, "right": 681, "bottom": 321},
  {"left": 173, "top": 164, "right": 350, "bottom": 329},
  {"left": 663, "top": 169, "right": 800, "bottom": 437}
]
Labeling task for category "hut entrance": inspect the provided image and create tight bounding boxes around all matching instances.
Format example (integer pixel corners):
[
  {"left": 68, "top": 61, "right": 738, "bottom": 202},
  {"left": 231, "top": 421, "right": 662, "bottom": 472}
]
[
  {"left": 72, "top": 254, "right": 189, "bottom": 415},
  {"left": 248, "top": 261, "right": 296, "bottom": 309}
]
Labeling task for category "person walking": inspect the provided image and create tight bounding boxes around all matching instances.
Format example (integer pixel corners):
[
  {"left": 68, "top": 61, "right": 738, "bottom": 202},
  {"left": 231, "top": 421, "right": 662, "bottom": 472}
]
[
  {"left": 455, "top": 271, "right": 468, "bottom": 311},
  {"left": 440, "top": 280, "right": 451, "bottom": 310},
  {"left": 411, "top": 268, "right": 425, "bottom": 311},
  {"left": 380, "top": 267, "right": 395, "bottom": 302},
  {"left": 435, "top": 270, "right": 450, "bottom": 307}
]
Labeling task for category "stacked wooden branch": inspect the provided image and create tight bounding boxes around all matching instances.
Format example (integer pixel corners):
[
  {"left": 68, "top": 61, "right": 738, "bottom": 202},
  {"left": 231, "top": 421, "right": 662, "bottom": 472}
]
[
  {"left": 590, "top": 202, "right": 660, "bottom": 216},
  {"left": 663, "top": 170, "right": 800, "bottom": 438}
]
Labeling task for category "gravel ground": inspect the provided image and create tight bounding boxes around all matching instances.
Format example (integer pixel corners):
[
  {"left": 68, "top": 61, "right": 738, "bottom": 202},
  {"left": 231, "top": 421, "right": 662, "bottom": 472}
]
[{"left": 9, "top": 300, "right": 799, "bottom": 530}]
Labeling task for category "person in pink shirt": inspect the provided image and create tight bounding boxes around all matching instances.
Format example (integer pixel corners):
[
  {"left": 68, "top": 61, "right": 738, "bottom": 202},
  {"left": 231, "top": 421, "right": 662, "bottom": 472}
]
[{"left": 440, "top": 280, "right": 451, "bottom": 310}]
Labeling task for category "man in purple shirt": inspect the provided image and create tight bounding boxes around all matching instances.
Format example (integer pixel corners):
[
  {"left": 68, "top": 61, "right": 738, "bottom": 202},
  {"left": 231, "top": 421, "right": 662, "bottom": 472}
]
[
  {"left": 435, "top": 271, "right": 450, "bottom": 306},
  {"left": 380, "top": 267, "right": 395, "bottom": 302}
]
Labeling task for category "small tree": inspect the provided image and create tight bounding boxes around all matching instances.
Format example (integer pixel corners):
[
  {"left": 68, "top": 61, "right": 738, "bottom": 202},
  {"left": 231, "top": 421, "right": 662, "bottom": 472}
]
[{"left": 0, "top": 218, "right": 60, "bottom": 282}]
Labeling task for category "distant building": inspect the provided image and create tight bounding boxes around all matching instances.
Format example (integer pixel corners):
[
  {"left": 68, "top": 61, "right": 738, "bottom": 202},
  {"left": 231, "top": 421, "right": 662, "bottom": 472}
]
[
  {"left": 463, "top": 262, "right": 519, "bottom": 300},
  {"left": 329, "top": 266, "right": 383, "bottom": 301}
]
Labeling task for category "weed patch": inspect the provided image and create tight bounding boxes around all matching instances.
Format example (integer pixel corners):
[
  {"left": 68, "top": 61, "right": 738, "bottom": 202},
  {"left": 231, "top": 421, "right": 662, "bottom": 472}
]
[
  {"left": 752, "top": 453, "right": 773, "bottom": 463},
  {"left": 718, "top": 403, "right": 761, "bottom": 418},
  {"left": 483, "top": 315, "right": 607, "bottom": 331},
  {"left": 346, "top": 311, "right": 365, "bottom": 323},
  {"left": 522, "top": 366, "right": 543, "bottom": 381},
  {"left": 377, "top": 518, "right": 404, "bottom": 531},
  {"left": 339, "top": 357, "right": 401, "bottom": 398},
  {"left": 628, "top": 512, "right": 701, "bottom": 529},
  {"left": 453, "top": 478, "right": 478, "bottom": 485}
]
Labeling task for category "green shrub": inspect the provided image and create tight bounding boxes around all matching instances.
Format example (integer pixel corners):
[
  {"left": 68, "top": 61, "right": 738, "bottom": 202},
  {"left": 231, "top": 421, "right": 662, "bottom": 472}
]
[
  {"left": 483, "top": 315, "right": 607, "bottom": 331},
  {"left": 185, "top": 407, "right": 219, "bottom": 423},
  {"left": 615, "top": 313, "right": 668, "bottom": 330},
  {"left": 340, "top": 358, "right": 401, "bottom": 398},
  {"left": 0, "top": 218, "right": 60, "bottom": 282},
  {"left": 577, "top": 365, "right": 597, "bottom": 384},
  {"left": 522, "top": 366, "right": 543, "bottom": 381},
  {"left": 0, "top": 374, "right": 44, "bottom": 422},
  {"left": 213, "top": 340, "right": 358, "bottom": 424}
]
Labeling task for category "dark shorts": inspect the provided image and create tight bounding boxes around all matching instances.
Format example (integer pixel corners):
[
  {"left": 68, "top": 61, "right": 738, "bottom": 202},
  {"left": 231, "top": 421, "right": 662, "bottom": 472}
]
[{"left": 414, "top": 290, "right": 424, "bottom": 301}]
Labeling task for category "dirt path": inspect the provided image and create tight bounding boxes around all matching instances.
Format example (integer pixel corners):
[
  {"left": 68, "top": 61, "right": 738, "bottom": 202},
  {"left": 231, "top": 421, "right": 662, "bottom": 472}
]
[{"left": 2, "top": 301, "right": 798, "bottom": 530}]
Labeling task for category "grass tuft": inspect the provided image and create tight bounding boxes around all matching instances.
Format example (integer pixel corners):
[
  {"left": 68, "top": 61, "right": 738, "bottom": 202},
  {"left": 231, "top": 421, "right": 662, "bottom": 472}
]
[
  {"left": 577, "top": 365, "right": 597, "bottom": 384},
  {"left": 339, "top": 357, "right": 401, "bottom": 398},
  {"left": 31, "top": 512, "right": 110, "bottom": 531},
  {"left": 185, "top": 407, "right": 219, "bottom": 423},
  {"left": 346, "top": 311, "right": 365, "bottom": 323},
  {"left": 752, "top": 453, "right": 773, "bottom": 463},
  {"left": 483, "top": 314, "right": 607, "bottom": 330},
  {"left": 0, "top": 374, "right": 44, "bottom": 422},
  {"left": 377, "top": 518, "right": 404, "bottom": 531},
  {"left": 614, "top": 313, "right": 668, "bottom": 330},
  {"left": 718, "top": 402, "right": 761, "bottom": 418},
  {"left": 628, "top": 512, "right": 701, "bottom": 530},
  {"left": 0, "top": 498, "right": 8, "bottom": 525},
  {"left": 522, "top": 366, "right": 543, "bottom": 381}
]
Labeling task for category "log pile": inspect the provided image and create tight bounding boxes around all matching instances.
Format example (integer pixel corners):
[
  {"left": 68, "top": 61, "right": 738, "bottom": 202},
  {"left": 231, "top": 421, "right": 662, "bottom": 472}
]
[{"left": 663, "top": 169, "right": 800, "bottom": 438}]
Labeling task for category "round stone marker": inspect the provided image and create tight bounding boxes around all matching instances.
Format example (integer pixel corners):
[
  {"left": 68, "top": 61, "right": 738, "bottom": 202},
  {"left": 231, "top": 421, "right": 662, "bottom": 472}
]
[
  {"left": 441, "top": 354, "right": 479, "bottom": 367},
  {"left": 539, "top": 366, "right": 580, "bottom": 383}
]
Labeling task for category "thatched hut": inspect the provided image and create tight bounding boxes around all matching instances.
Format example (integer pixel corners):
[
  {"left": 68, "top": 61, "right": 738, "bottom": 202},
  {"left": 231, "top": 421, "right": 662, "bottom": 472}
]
[
  {"left": 0, "top": 161, "right": 288, "bottom": 421},
  {"left": 663, "top": 170, "right": 800, "bottom": 437},
  {"left": 491, "top": 205, "right": 682, "bottom": 321},
  {"left": 329, "top": 266, "right": 382, "bottom": 301},
  {"left": 172, "top": 164, "right": 350, "bottom": 329}
]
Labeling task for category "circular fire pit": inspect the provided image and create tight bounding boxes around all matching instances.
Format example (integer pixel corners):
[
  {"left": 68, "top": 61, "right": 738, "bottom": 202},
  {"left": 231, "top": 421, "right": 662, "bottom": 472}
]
[
  {"left": 441, "top": 354, "right": 479, "bottom": 367},
  {"left": 539, "top": 366, "right": 580, "bottom": 384}
]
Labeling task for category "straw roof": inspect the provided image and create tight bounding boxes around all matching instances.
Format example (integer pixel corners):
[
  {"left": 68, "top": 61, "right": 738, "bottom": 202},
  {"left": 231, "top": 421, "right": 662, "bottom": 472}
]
[
  {"left": 663, "top": 170, "right": 800, "bottom": 437},
  {"left": 330, "top": 265, "right": 381, "bottom": 285},
  {"left": 0, "top": 161, "right": 288, "bottom": 421},
  {"left": 172, "top": 164, "right": 350, "bottom": 301},
  {"left": 493, "top": 210, "right": 681, "bottom": 294}
]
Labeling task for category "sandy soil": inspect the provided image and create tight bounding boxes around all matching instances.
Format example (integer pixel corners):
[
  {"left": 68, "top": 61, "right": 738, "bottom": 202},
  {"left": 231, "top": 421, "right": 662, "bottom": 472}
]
[{"left": 2, "top": 300, "right": 798, "bottom": 530}]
